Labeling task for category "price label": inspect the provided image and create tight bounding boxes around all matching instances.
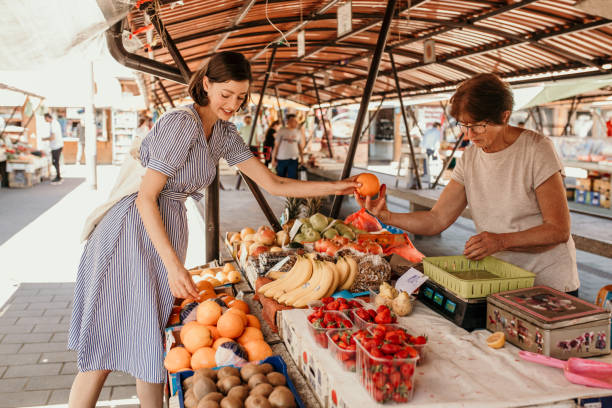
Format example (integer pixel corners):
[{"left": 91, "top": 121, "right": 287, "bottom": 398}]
[
  {"left": 321, "top": 219, "right": 338, "bottom": 233},
  {"left": 289, "top": 219, "right": 303, "bottom": 240},
  {"left": 395, "top": 267, "right": 428, "bottom": 294}
]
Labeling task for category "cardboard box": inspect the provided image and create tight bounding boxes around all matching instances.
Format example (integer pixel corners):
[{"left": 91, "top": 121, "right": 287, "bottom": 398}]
[
  {"left": 601, "top": 195, "right": 611, "bottom": 209},
  {"left": 575, "top": 178, "right": 593, "bottom": 191},
  {"left": 593, "top": 178, "right": 611, "bottom": 195}
]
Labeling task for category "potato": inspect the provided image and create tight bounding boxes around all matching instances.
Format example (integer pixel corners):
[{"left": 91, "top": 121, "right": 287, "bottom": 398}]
[
  {"left": 184, "top": 390, "right": 198, "bottom": 408},
  {"left": 258, "top": 363, "right": 274, "bottom": 374},
  {"left": 217, "top": 366, "right": 241, "bottom": 381},
  {"left": 195, "top": 367, "right": 218, "bottom": 382},
  {"left": 194, "top": 377, "right": 218, "bottom": 400},
  {"left": 203, "top": 392, "right": 224, "bottom": 403},
  {"left": 249, "top": 383, "right": 273, "bottom": 398},
  {"left": 197, "top": 400, "right": 220, "bottom": 408},
  {"left": 268, "top": 386, "right": 296, "bottom": 408},
  {"left": 240, "top": 363, "right": 261, "bottom": 382},
  {"left": 227, "top": 385, "right": 249, "bottom": 401},
  {"left": 220, "top": 396, "right": 244, "bottom": 408},
  {"left": 266, "top": 372, "right": 286, "bottom": 387},
  {"left": 245, "top": 395, "right": 272, "bottom": 408},
  {"left": 247, "top": 373, "right": 268, "bottom": 389},
  {"left": 218, "top": 375, "right": 242, "bottom": 394},
  {"left": 184, "top": 376, "right": 195, "bottom": 388}
]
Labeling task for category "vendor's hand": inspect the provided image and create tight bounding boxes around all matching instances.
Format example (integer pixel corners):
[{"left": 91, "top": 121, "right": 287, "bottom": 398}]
[
  {"left": 167, "top": 265, "right": 199, "bottom": 300},
  {"left": 464, "top": 231, "right": 505, "bottom": 260},
  {"left": 355, "top": 184, "right": 391, "bottom": 223},
  {"left": 271, "top": 159, "right": 277, "bottom": 169},
  {"left": 333, "top": 175, "right": 361, "bottom": 195}
]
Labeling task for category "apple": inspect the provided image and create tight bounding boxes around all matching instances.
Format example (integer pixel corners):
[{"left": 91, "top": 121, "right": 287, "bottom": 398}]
[
  {"left": 250, "top": 245, "right": 269, "bottom": 257},
  {"left": 257, "top": 228, "right": 276, "bottom": 245},
  {"left": 276, "top": 230, "right": 290, "bottom": 246}
]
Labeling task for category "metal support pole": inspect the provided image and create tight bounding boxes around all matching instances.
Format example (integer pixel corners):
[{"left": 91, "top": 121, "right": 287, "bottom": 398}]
[
  {"left": 85, "top": 60, "right": 97, "bottom": 190},
  {"left": 152, "top": 91, "right": 166, "bottom": 112},
  {"left": 535, "top": 106, "right": 545, "bottom": 135},
  {"left": 330, "top": 0, "right": 398, "bottom": 219},
  {"left": 240, "top": 173, "right": 282, "bottom": 232},
  {"left": 203, "top": 166, "right": 220, "bottom": 262},
  {"left": 236, "top": 44, "right": 278, "bottom": 189},
  {"left": 274, "top": 86, "right": 285, "bottom": 126},
  {"left": 389, "top": 50, "right": 421, "bottom": 190},
  {"left": 311, "top": 75, "right": 333, "bottom": 158},
  {"left": 148, "top": 8, "right": 192, "bottom": 83},
  {"left": 562, "top": 96, "right": 578, "bottom": 136},
  {"left": 359, "top": 95, "right": 386, "bottom": 141},
  {"left": 432, "top": 132, "right": 464, "bottom": 189},
  {"left": 156, "top": 78, "right": 176, "bottom": 108}
]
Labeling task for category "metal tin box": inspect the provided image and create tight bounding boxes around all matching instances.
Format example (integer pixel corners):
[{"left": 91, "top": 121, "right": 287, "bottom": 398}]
[{"left": 487, "top": 286, "right": 611, "bottom": 360}]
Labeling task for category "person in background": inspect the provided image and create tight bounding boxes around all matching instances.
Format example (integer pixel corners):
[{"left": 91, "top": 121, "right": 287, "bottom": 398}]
[
  {"left": 605, "top": 115, "right": 612, "bottom": 137},
  {"left": 133, "top": 117, "right": 152, "bottom": 146},
  {"left": 358, "top": 73, "right": 579, "bottom": 295},
  {"left": 239, "top": 115, "right": 261, "bottom": 155},
  {"left": 421, "top": 122, "right": 442, "bottom": 176},
  {"left": 43, "top": 113, "right": 64, "bottom": 184},
  {"left": 74, "top": 121, "right": 86, "bottom": 165},
  {"left": 271, "top": 114, "right": 303, "bottom": 179},
  {"left": 263, "top": 120, "right": 280, "bottom": 167}
]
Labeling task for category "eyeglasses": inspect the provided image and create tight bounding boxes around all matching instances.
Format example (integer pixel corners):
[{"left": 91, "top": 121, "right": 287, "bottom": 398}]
[{"left": 456, "top": 121, "right": 488, "bottom": 134}]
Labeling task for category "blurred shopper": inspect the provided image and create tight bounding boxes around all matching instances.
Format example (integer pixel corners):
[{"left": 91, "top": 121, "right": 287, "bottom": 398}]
[
  {"left": 73, "top": 121, "right": 86, "bottom": 165},
  {"left": 42, "top": 113, "right": 64, "bottom": 184},
  {"left": 271, "top": 114, "right": 303, "bottom": 179},
  {"left": 263, "top": 120, "right": 280, "bottom": 167},
  {"left": 422, "top": 122, "right": 441, "bottom": 175},
  {"left": 358, "top": 73, "right": 579, "bottom": 295}
]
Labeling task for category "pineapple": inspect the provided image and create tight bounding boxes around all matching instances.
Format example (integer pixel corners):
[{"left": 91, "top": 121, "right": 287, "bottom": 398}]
[
  {"left": 281, "top": 197, "right": 304, "bottom": 228},
  {"left": 304, "top": 197, "right": 322, "bottom": 217}
]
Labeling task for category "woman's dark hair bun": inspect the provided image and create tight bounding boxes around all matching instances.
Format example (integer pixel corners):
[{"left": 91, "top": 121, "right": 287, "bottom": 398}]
[{"left": 188, "top": 51, "right": 252, "bottom": 109}]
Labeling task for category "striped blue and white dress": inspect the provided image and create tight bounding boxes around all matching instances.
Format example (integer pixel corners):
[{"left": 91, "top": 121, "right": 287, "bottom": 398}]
[{"left": 68, "top": 105, "right": 252, "bottom": 383}]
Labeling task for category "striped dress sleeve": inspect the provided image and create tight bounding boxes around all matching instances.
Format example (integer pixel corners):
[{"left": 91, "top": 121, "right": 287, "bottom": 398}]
[
  {"left": 140, "top": 111, "right": 199, "bottom": 178},
  {"left": 221, "top": 122, "right": 253, "bottom": 166}
]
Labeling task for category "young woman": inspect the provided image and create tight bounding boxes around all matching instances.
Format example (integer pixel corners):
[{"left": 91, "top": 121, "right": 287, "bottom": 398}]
[
  {"left": 68, "top": 51, "right": 359, "bottom": 408},
  {"left": 358, "top": 73, "right": 579, "bottom": 295}
]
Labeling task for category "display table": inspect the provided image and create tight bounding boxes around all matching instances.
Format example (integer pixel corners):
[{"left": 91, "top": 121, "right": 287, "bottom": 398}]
[
  {"left": 6, "top": 156, "right": 50, "bottom": 188},
  {"left": 278, "top": 303, "right": 612, "bottom": 408}
]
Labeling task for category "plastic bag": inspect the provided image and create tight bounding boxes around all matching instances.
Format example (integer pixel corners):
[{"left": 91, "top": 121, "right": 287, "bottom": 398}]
[
  {"left": 345, "top": 208, "right": 382, "bottom": 232},
  {"left": 384, "top": 234, "right": 425, "bottom": 263}
]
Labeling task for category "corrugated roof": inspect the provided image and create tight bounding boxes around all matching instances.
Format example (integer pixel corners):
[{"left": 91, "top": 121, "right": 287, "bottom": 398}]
[{"left": 120, "top": 0, "right": 612, "bottom": 108}]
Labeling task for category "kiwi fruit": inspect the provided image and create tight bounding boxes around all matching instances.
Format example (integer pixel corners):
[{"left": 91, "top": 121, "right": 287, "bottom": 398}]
[
  {"left": 203, "top": 392, "right": 224, "bottom": 403},
  {"left": 249, "top": 383, "right": 273, "bottom": 398},
  {"left": 220, "top": 396, "right": 244, "bottom": 408},
  {"left": 194, "top": 376, "right": 218, "bottom": 400},
  {"left": 218, "top": 375, "right": 242, "bottom": 394},
  {"left": 266, "top": 372, "right": 286, "bottom": 387},
  {"left": 240, "top": 363, "right": 261, "bottom": 382},
  {"left": 245, "top": 395, "right": 272, "bottom": 408},
  {"left": 217, "top": 366, "right": 241, "bottom": 380},
  {"left": 227, "top": 385, "right": 249, "bottom": 401},
  {"left": 268, "top": 386, "right": 296, "bottom": 408},
  {"left": 258, "top": 363, "right": 274, "bottom": 374},
  {"left": 247, "top": 373, "right": 269, "bottom": 389}
]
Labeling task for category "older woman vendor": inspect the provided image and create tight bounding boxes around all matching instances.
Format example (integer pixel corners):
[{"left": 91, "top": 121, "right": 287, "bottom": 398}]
[{"left": 358, "top": 73, "right": 579, "bottom": 295}]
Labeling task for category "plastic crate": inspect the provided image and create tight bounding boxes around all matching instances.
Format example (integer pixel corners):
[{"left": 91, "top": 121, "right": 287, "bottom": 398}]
[
  {"left": 356, "top": 339, "right": 418, "bottom": 404},
  {"left": 326, "top": 328, "right": 358, "bottom": 372},
  {"left": 177, "top": 355, "right": 305, "bottom": 408},
  {"left": 422, "top": 255, "right": 535, "bottom": 299}
]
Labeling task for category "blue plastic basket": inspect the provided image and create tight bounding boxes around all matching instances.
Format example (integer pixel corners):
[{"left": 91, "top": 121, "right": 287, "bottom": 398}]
[
  {"left": 378, "top": 220, "right": 406, "bottom": 235},
  {"left": 177, "top": 355, "right": 305, "bottom": 408}
]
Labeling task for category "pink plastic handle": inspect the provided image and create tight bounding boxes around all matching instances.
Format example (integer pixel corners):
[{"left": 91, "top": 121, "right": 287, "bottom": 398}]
[{"left": 519, "top": 351, "right": 565, "bottom": 369}]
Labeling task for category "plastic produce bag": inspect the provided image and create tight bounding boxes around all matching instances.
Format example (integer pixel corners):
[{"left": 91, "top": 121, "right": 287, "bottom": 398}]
[
  {"left": 345, "top": 208, "right": 382, "bottom": 232},
  {"left": 385, "top": 235, "right": 425, "bottom": 263}
]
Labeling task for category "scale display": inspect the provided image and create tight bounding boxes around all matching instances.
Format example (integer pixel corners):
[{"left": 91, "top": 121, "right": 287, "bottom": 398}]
[{"left": 417, "top": 280, "right": 488, "bottom": 331}]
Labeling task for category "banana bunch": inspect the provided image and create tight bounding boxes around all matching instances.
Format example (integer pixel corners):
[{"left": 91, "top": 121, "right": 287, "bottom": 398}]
[{"left": 258, "top": 254, "right": 358, "bottom": 308}]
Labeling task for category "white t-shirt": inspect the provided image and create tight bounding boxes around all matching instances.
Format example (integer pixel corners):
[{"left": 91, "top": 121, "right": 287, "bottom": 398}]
[
  {"left": 49, "top": 119, "right": 64, "bottom": 150},
  {"left": 275, "top": 127, "right": 301, "bottom": 160},
  {"left": 451, "top": 130, "right": 579, "bottom": 292}
]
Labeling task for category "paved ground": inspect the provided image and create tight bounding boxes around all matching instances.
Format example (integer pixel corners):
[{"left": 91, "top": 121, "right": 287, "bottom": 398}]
[{"left": 0, "top": 164, "right": 610, "bottom": 407}]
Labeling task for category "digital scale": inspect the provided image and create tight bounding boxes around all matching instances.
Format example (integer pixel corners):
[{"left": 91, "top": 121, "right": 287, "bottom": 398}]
[{"left": 418, "top": 279, "right": 488, "bottom": 331}]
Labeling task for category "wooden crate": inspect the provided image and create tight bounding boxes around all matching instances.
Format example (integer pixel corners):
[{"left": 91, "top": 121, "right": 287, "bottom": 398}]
[{"left": 8, "top": 169, "right": 34, "bottom": 188}]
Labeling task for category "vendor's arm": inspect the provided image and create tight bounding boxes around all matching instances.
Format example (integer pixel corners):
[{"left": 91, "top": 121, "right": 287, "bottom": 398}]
[
  {"left": 464, "top": 172, "right": 570, "bottom": 260},
  {"left": 135, "top": 169, "right": 199, "bottom": 299},
  {"left": 236, "top": 156, "right": 359, "bottom": 197},
  {"left": 356, "top": 180, "right": 468, "bottom": 235}
]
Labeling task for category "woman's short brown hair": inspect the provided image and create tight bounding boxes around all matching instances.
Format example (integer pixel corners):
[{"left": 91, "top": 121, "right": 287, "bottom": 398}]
[
  {"left": 188, "top": 51, "right": 252, "bottom": 109},
  {"left": 449, "top": 73, "right": 514, "bottom": 125}
]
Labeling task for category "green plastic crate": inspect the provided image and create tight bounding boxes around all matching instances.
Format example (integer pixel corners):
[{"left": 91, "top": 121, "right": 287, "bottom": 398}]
[{"left": 422, "top": 256, "right": 536, "bottom": 299}]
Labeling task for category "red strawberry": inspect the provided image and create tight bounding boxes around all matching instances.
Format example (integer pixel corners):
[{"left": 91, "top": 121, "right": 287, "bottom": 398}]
[
  {"left": 393, "top": 393, "right": 408, "bottom": 403},
  {"left": 371, "top": 347, "right": 384, "bottom": 358},
  {"left": 326, "top": 300, "right": 339, "bottom": 310},
  {"left": 372, "top": 372, "right": 386, "bottom": 389},
  {"left": 381, "top": 343, "right": 401, "bottom": 355},
  {"left": 412, "top": 335, "right": 427, "bottom": 345},
  {"left": 368, "top": 309, "right": 377, "bottom": 319},
  {"left": 373, "top": 388, "right": 384, "bottom": 402},
  {"left": 400, "top": 363, "right": 414, "bottom": 378},
  {"left": 322, "top": 297, "right": 334, "bottom": 304},
  {"left": 389, "top": 371, "right": 401, "bottom": 388}
]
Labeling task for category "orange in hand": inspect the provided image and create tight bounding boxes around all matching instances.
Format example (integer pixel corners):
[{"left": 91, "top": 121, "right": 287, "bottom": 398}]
[{"left": 356, "top": 173, "right": 380, "bottom": 197}]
